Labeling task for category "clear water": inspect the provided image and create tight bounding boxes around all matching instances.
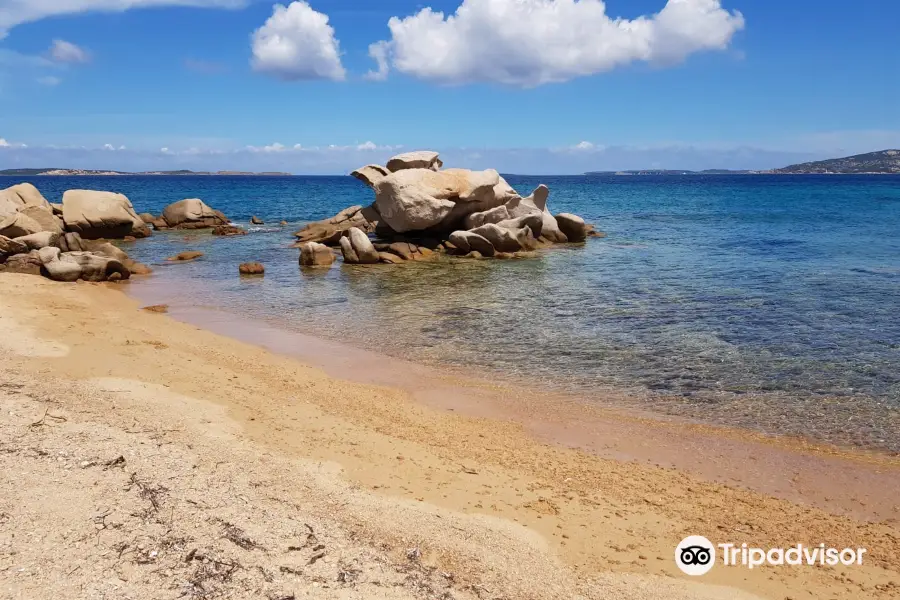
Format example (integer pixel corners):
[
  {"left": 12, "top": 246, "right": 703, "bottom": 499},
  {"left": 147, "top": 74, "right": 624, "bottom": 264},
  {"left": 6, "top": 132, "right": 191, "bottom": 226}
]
[{"left": 6, "top": 174, "right": 899, "bottom": 452}]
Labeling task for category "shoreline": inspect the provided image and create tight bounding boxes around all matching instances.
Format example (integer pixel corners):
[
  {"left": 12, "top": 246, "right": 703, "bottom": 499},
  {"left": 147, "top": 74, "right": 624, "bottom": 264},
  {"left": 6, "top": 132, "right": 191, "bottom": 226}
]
[
  {"left": 2, "top": 273, "right": 899, "bottom": 599},
  {"left": 122, "top": 281, "right": 900, "bottom": 522}
]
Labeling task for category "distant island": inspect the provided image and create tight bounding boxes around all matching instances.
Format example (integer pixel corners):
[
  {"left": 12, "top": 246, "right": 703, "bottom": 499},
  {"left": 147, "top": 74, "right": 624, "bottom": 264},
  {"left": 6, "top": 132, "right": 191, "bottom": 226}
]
[
  {"left": 774, "top": 149, "right": 900, "bottom": 174},
  {"left": 0, "top": 168, "right": 293, "bottom": 176},
  {"left": 586, "top": 149, "right": 900, "bottom": 176}
]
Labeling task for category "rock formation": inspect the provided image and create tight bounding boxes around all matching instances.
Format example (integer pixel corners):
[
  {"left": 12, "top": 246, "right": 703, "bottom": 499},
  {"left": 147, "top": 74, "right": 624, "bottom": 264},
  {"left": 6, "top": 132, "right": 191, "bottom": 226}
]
[
  {"left": 299, "top": 242, "right": 335, "bottom": 267},
  {"left": 239, "top": 262, "right": 265, "bottom": 275},
  {"left": 299, "top": 150, "right": 601, "bottom": 265}
]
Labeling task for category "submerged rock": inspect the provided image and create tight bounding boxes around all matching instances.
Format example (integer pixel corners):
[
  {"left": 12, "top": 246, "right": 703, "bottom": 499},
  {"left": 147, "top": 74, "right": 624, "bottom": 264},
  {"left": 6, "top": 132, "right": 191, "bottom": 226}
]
[
  {"left": 167, "top": 251, "right": 204, "bottom": 262},
  {"left": 212, "top": 224, "right": 248, "bottom": 236},
  {"left": 239, "top": 262, "right": 265, "bottom": 275}
]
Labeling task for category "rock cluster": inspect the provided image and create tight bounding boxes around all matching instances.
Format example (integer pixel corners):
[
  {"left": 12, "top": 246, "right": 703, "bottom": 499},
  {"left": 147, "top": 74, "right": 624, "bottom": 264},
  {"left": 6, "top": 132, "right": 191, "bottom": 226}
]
[
  {"left": 296, "top": 150, "right": 599, "bottom": 268},
  {"left": 0, "top": 183, "right": 235, "bottom": 283}
]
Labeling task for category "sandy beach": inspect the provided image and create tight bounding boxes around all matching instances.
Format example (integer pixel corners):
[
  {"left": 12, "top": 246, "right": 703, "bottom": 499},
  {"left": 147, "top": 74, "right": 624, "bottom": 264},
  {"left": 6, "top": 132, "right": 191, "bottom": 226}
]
[{"left": 1, "top": 273, "right": 898, "bottom": 600}]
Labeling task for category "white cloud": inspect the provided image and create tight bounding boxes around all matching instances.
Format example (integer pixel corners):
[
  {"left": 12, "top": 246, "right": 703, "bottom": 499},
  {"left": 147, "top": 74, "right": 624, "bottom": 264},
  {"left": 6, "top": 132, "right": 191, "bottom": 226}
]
[
  {"left": 49, "top": 39, "right": 91, "bottom": 64},
  {"left": 0, "top": 138, "right": 9, "bottom": 147},
  {"left": 369, "top": 0, "right": 745, "bottom": 86},
  {"left": 103, "top": 143, "right": 115, "bottom": 150},
  {"left": 575, "top": 141, "right": 595, "bottom": 150},
  {"left": 356, "top": 141, "right": 377, "bottom": 150},
  {"left": 37, "top": 75, "right": 62, "bottom": 86},
  {"left": 251, "top": 2, "right": 345, "bottom": 81},
  {"left": 364, "top": 40, "right": 390, "bottom": 81}
]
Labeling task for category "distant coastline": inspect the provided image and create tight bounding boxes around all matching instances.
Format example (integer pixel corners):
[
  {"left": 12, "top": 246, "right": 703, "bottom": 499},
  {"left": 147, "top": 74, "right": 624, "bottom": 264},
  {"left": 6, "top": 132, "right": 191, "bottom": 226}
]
[{"left": 0, "top": 168, "right": 293, "bottom": 177}]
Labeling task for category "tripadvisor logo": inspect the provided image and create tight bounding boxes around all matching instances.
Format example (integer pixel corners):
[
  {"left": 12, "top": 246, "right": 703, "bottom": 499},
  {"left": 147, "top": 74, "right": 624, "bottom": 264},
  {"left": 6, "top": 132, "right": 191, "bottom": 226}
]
[{"left": 675, "top": 536, "right": 867, "bottom": 575}]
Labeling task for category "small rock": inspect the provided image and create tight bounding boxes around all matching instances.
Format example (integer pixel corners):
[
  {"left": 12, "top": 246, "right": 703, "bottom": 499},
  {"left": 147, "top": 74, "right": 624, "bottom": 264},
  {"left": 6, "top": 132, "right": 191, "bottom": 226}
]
[
  {"left": 166, "top": 251, "right": 203, "bottom": 262},
  {"left": 142, "top": 305, "right": 169, "bottom": 313},
  {"left": 212, "top": 224, "right": 247, "bottom": 236},
  {"left": 250, "top": 216, "right": 264, "bottom": 225},
  {"left": 378, "top": 251, "right": 405, "bottom": 264},
  {"left": 238, "top": 262, "right": 265, "bottom": 275},
  {"left": 299, "top": 242, "right": 335, "bottom": 267}
]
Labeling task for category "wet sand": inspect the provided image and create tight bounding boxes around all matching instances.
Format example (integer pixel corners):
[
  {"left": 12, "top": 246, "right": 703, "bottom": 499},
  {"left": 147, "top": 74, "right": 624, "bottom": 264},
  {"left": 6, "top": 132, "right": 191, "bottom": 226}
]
[{"left": 1, "top": 273, "right": 899, "bottom": 599}]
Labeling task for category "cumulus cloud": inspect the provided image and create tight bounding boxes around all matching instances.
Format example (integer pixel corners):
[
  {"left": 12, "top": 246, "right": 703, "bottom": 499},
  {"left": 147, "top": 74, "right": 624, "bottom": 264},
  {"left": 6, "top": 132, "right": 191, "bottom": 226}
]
[
  {"left": 251, "top": 2, "right": 345, "bottom": 81},
  {"left": 368, "top": 0, "right": 745, "bottom": 86},
  {"left": 574, "top": 141, "right": 595, "bottom": 150},
  {"left": 357, "top": 141, "right": 377, "bottom": 150},
  {"left": 0, "top": 138, "right": 9, "bottom": 147},
  {"left": 49, "top": 39, "right": 91, "bottom": 63},
  {"left": 0, "top": 0, "right": 246, "bottom": 38}
]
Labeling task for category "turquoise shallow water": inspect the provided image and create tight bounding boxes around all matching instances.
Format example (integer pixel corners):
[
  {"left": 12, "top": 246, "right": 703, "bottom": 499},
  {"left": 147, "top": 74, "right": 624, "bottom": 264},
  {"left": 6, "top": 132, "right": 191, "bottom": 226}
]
[{"left": 5, "top": 174, "right": 899, "bottom": 452}]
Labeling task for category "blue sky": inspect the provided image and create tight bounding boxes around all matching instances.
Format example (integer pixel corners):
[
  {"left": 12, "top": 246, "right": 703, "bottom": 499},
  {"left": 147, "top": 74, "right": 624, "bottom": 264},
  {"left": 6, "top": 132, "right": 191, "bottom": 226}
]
[{"left": 0, "top": 0, "right": 897, "bottom": 173}]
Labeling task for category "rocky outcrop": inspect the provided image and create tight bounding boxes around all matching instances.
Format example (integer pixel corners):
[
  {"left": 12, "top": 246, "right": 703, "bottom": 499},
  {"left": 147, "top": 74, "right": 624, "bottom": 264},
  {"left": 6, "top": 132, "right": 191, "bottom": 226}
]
[
  {"left": 386, "top": 151, "right": 442, "bottom": 172},
  {"left": 62, "top": 190, "right": 150, "bottom": 239},
  {"left": 555, "top": 213, "right": 587, "bottom": 242},
  {"left": 299, "top": 242, "right": 335, "bottom": 267},
  {"left": 351, "top": 164, "right": 390, "bottom": 187},
  {"left": 294, "top": 205, "right": 378, "bottom": 246},
  {"left": 239, "top": 262, "right": 265, "bottom": 275},
  {"left": 161, "top": 198, "right": 228, "bottom": 229},
  {"left": 58, "top": 232, "right": 86, "bottom": 253},
  {"left": 138, "top": 212, "right": 156, "bottom": 224}
]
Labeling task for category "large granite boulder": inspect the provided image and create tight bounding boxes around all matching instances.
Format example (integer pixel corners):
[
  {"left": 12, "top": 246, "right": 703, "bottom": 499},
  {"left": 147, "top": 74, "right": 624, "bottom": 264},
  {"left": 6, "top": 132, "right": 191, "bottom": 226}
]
[
  {"left": 58, "top": 232, "right": 86, "bottom": 252},
  {"left": 62, "top": 190, "right": 150, "bottom": 239},
  {"left": 42, "top": 251, "right": 130, "bottom": 282},
  {"left": 294, "top": 205, "right": 378, "bottom": 245},
  {"left": 555, "top": 213, "right": 588, "bottom": 242},
  {"left": 20, "top": 206, "right": 63, "bottom": 235},
  {"left": 340, "top": 227, "right": 379, "bottom": 264},
  {"left": 299, "top": 242, "right": 335, "bottom": 267},
  {"left": 448, "top": 231, "right": 495, "bottom": 257},
  {"left": 373, "top": 168, "right": 504, "bottom": 233},
  {"left": 386, "top": 151, "right": 442, "bottom": 172},
  {"left": 0, "top": 251, "right": 42, "bottom": 275},
  {"left": 351, "top": 164, "right": 390, "bottom": 187},
  {"left": 469, "top": 223, "right": 534, "bottom": 253},
  {"left": 161, "top": 198, "right": 228, "bottom": 229},
  {"left": 0, "top": 212, "right": 44, "bottom": 238},
  {"left": 12, "top": 231, "right": 59, "bottom": 251},
  {"left": 0, "top": 235, "right": 28, "bottom": 259},
  {"left": 0, "top": 183, "right": 50, "bottom": 219}
]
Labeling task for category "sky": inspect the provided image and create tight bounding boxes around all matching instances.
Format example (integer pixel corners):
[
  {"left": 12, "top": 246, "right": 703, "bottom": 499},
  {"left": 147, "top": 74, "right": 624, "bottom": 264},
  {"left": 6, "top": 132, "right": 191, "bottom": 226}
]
[{"left": 0, "top": 0, "right": 897, "bottom": 174}]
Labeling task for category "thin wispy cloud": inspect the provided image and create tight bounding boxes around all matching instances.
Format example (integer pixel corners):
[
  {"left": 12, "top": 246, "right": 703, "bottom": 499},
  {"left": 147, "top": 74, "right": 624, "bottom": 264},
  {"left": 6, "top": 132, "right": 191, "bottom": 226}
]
[
  {"left": 367, "top": 0, "right": 745, "bottom": 86},
  {"left": 0, "top": 0, "right": 247, "bottom": 38},
  {"left": 49, "top": 39, "right": 91, "bottom": 64}
]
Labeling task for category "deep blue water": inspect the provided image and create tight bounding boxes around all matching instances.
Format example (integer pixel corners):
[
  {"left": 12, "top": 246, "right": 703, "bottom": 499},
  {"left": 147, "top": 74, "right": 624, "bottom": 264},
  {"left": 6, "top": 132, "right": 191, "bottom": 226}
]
[{"left": 5, "top": 174, "right": 899, "bottom": 452}]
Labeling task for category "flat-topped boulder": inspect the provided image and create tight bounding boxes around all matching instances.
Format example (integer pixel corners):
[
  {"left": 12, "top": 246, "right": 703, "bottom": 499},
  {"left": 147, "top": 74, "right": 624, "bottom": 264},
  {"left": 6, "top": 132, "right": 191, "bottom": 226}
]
[
  {"left": 161, "top": 198, "right": 228, "bottom": 229},
  {"left": 386, "top": 151, "right": 443, "bottom": 172},
  {"left": 62, "top": 190, "right": 150, "bottom": 239},
  {"left": 294, "top": 205, "right": 378, "bottom": 245}
]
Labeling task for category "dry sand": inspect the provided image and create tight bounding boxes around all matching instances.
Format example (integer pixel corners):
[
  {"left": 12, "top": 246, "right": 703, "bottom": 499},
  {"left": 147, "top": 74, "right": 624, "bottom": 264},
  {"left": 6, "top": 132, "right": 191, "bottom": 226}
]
[{"left": 0, "top": 273, "right": 898, "bottom": 599}]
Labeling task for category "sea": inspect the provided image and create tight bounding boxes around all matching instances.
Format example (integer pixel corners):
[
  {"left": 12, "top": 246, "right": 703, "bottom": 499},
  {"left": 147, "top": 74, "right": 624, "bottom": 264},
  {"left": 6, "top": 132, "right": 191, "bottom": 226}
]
[{"left": 5, "top": 174, "right": 899, "bottom": 454}]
